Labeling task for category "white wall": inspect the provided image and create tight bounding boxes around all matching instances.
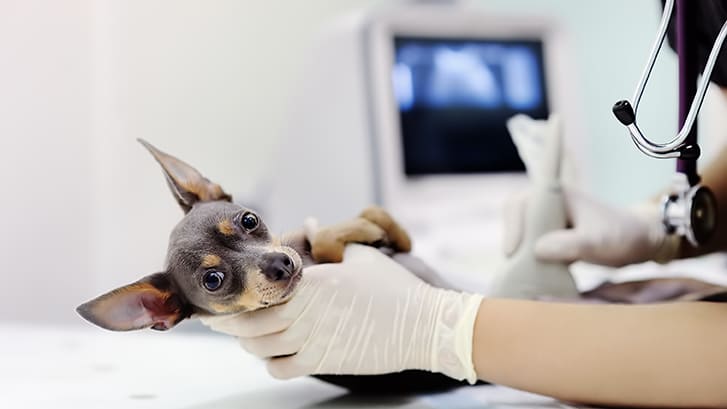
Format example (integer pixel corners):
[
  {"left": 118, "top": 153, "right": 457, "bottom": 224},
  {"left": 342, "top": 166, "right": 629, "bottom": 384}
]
[
  {"left": 0, "top": 0, "right": 94, "bottom": 324},
  {"left": 0, "top": 0, "right": 380, "bottom": 325},
  {"left": 0, "top": 0, "right": 697, "bottom": 325}
]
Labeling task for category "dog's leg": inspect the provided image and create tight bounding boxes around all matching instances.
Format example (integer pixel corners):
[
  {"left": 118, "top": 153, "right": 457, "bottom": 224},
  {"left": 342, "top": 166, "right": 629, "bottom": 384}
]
[
  {"left": 309, "top": 206, "right": 411, "bottom": 263},
  {"left": 310, "top": 218, "right": 388, "bottom": 263},
  {"left": 358, "top": 206, "right": 411, "bottom": 253},
  {"left": 286, "top": 210, "right": 460, "bottom": 291},
  {"left": 279, "top": 219, "right": 391, "bottom": 265}
]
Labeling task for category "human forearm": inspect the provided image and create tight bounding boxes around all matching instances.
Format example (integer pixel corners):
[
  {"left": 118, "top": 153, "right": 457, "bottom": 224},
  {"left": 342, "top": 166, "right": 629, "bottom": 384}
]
[{"left": 472, "top": 299, "right": 727, "bottom": 407}]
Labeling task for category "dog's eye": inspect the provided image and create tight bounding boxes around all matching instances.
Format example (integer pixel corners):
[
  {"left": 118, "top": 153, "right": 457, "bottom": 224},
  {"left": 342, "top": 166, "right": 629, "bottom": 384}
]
[
  {"left": 240, "top": 212, "right": 259, "bottom": 231},
  {"left": 202, "top": 271, "right": 225, "bottom": 291}
]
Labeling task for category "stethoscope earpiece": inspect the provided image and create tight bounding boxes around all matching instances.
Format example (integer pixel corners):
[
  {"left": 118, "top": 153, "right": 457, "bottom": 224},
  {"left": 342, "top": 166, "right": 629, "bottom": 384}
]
[
  {"left": 678, "top": 144, "right": 700, "bottom": 160},
  {"left": 612, "top": 100, "right": 635, "bottom": 126}
]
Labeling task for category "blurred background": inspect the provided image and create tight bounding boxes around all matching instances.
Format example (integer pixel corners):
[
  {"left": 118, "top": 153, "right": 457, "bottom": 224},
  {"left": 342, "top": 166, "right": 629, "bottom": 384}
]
[{"left": 2, "top": 0, "right": 727, "bottom": 327}]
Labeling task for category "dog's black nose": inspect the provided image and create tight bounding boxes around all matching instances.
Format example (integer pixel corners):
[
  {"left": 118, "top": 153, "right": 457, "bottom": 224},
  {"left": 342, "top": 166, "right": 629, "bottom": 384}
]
[{"left": 261, "top": 252, "right": 294, "bottom": 281}]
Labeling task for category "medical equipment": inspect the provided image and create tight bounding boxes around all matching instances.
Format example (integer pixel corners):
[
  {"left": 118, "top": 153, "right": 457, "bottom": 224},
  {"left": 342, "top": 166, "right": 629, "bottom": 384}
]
[
  {"left": 612, "top": 0, "right": 719, "bottom": 247},
  {"left": 487, "top": 115, "right": 579, "bottom": 299},
  {"left": 266, "top": 2, "right": 582, "bottom": 289}
]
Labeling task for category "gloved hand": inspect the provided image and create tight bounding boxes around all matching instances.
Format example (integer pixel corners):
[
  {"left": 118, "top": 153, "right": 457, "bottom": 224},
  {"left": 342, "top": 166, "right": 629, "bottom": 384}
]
[
  {"left": 200, "top": 244, "right": 483, "bottom": 382},
  {"left": 503, "top": 187, "right": 681, "bottom": 267}
]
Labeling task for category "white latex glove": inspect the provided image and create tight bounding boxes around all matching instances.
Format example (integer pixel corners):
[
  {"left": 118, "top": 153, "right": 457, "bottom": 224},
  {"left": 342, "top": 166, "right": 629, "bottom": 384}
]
[
  {"left": 200, "top": 244, "right": 483, "bottom": 382},
  {"left": 503, "top": 187, "right": 681, "bottom": 267}
]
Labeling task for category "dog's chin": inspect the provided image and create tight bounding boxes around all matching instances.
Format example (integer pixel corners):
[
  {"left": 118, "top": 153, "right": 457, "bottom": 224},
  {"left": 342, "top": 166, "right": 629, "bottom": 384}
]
[
  {"left": 256, "top": 268, "right": 303, "bottom": 309},
  {"left": 278, "top": 268, "right": 303, "bottom": 302}
]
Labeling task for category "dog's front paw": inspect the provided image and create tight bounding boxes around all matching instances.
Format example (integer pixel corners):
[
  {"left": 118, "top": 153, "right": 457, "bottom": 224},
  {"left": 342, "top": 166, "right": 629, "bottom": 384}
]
[{"left": 310, "top": 206, "right": 411, "bottom": 263}]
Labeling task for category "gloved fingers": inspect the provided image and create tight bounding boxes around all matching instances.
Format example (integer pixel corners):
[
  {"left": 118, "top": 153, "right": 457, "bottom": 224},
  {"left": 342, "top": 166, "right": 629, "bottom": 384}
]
[
  {"left": 266, "top": 354, "right": 309, "bottom": 380},
  {"left": 340, "top": 243, "right": 420, "bottom": 283},
  {"left": 534, "top": 229, "right": 589, "bottom": 264},
  {"left": 502, "top": 189, "right": 529, "bottom": 257},
  {"left": 558, "top": 185, "right": 607, "bottom": 224},
  {"left": 200, "top": 308, "right": 290, "bottom": 338},
  {"left": 341, "top": 243, "right": 392, "bottom": 264},
  {"left": 239, "top": 328, "right": 306, "bottom": 359},
  {"left": 199, "top": 313, "right": 246, "bottom": 334}
]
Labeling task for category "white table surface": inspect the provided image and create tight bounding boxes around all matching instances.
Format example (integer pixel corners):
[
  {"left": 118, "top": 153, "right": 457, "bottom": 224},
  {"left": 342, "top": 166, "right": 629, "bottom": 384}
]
[
  {"left": 6, "top": 255, "right": 726, "bottom": 408},
  {"left": 0, "top": 323, "right": 588, "bottom": 409}
]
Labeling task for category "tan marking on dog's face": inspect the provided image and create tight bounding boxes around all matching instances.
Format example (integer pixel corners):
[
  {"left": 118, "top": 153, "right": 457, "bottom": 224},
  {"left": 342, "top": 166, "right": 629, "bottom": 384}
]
[
  {"left": 208, "top": 299, "right": 253, "bottom": 314},
  {"left": 217, "top": 219, "right": 236, "bottom": 236},
  {"left": 207, "top": 273, "right": 265, "bottom": 314},
  {"left": 233, "top": 289, "right": 262, "bottom": 311},
  {"left": 206, "top": 247, "right": 303, "bottom": 314},
  {"left": 201, "top": 254, "right": 221, "bottom": 269}
]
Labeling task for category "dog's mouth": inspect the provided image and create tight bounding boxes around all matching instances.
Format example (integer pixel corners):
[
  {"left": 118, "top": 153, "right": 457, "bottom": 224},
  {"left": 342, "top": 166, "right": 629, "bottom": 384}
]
[
  {"left": 254, "top": 248, "right": 304, "bottom": 309},
  {"left": 281, "top": 268, "right": 303, "bottom": 299},
  {"left": 257, "top": 267, "right": 303, "bottom": 309}
]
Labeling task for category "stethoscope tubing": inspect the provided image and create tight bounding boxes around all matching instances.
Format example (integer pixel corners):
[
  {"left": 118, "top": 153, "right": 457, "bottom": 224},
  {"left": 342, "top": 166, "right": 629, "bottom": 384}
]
[{"left": 624, "top": 0, "right": 727, "bottom": 156}]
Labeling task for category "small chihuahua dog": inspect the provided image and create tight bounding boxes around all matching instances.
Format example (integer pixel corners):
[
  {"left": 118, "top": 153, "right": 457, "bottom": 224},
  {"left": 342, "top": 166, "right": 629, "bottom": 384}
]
[{"left": 77, "top": 140, "right": 412, "bottom": 331}]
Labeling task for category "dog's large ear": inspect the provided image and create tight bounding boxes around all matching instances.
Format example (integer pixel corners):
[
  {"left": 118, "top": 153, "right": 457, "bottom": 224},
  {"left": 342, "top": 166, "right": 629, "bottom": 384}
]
[
  {"left": 76, "top": 272, "right": 192, "bottom": 331},
  {"left": 138, "top": 139, "right": 232, "bottom": 213}
]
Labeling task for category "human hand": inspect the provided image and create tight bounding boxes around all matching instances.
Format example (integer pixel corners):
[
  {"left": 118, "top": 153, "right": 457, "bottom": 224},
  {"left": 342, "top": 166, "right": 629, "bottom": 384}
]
[
  {"left": 503, "top": 187, "right": 681, "bottom": 267},
  {"left": 200, "top": 244, "right": 483, "bottom": 382}
]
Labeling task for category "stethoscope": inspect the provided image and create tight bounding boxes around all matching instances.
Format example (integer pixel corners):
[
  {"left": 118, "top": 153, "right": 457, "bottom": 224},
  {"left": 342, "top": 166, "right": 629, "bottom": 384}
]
[{"left": 612, "top": 0, "right": 720, "bottom": 247}]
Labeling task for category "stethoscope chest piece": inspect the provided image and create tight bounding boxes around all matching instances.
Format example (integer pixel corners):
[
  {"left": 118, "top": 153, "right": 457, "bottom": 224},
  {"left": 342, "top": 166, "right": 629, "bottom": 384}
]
[{"left": 662, "top": 174, "right": 718, "bottom": 247}]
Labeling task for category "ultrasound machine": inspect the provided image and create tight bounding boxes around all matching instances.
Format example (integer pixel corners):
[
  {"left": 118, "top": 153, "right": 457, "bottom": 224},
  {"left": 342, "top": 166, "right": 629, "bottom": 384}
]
[{"left": 267, "top": 1, "right": 582, "bottom": 291}]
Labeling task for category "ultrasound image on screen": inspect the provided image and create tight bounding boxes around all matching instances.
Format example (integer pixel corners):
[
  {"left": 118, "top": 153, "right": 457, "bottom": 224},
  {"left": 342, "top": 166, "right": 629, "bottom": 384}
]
[{"left": 392, "top": 37, "right": 549, "bottom": 175}]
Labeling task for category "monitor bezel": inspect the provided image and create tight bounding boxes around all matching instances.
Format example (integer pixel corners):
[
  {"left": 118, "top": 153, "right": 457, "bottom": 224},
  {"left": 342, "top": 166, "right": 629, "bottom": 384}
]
[{"left": 365, "top": 5, "right": 583, "bottom": 213}]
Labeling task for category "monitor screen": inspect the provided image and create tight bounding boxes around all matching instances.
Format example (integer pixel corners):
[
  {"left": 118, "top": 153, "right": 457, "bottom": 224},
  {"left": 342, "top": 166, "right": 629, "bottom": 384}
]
[{"left": 392, "top": 37, "right": 549, "bottom": 176}]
